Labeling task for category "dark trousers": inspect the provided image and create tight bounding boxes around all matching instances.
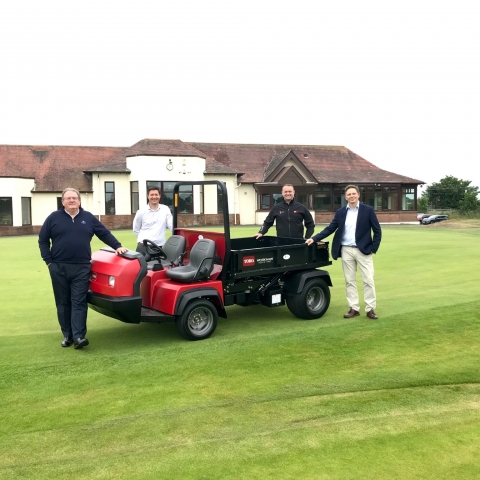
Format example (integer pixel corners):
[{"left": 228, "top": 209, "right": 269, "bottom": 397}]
[{"left": 48, "top": 262, "right": 91, "bottom": 339}]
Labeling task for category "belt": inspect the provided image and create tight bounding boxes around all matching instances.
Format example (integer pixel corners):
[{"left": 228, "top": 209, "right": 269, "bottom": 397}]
[{"left": 343, "top": 245, "right": 357, "bottom": 248}]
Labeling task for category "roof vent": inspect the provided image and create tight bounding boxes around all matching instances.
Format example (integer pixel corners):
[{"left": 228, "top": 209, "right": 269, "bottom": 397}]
[{"left": 303, "top": 153, "right": 309, "bottom": 158}]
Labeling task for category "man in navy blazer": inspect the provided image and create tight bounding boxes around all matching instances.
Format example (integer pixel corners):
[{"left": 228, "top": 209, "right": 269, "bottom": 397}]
[{"left": 306, "top": 185, "right": 382, "bottom": 319}]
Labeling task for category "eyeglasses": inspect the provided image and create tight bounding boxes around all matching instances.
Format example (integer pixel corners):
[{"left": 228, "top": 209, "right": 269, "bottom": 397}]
[{"left": 63, "top": 197, "right": 79, "bottom": 201}]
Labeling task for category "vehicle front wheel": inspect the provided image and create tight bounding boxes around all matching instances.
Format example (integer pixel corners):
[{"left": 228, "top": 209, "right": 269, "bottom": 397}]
[
  {"left": 175, "top": 299, "right": 218, "bottom": 340},
  {"left": 286, "top": 278, "right": 330, "bottom": 320}
]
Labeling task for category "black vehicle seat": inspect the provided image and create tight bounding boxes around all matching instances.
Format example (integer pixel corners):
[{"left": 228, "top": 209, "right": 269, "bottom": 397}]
[
  {"left": 161, "top": 235, "right": 186, "bottom": 268},
  {"left": 165, "top": 239, "right": 216, "bottom": 283}
]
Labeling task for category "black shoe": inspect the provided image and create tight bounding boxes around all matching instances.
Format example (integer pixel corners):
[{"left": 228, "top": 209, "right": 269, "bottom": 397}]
[
  {"left": 74, "top": 338, "right": 89, "bottom": 349},
  {"left": 366, "top": 310, "right": 379, "bottom": 320},
  {"left": 61, "top": 337, "right": 74, "bottom": 347}
]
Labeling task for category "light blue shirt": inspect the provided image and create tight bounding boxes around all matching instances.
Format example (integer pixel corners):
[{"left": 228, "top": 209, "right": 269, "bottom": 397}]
[{"left": 341, "top": 202, "right": 359, "bottom": 246}]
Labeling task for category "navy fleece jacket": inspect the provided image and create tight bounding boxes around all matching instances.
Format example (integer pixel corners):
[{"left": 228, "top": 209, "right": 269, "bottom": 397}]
[{"left": 39, "top": 208, "right": 122, "bottom": 265}]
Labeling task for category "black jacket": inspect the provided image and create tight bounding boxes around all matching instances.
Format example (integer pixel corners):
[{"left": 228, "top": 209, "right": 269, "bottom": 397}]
[
  {"left": 38, "top": 207, "right": 122, "bottom": 265},
  {"left": 259, "top": 200, "right": 315, "bottom": 239}
]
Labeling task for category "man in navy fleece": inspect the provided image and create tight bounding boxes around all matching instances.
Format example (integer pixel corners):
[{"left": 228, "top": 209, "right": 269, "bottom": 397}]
[{"left": 39, "top": 187, "right": 128, "bottom": 349}]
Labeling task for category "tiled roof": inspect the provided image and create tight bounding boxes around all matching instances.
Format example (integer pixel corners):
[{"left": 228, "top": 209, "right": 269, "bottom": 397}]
[
  {"left": 0, "top": 140, "right": 424, "bottom": 192},
  {"left": 263, "top": 151, "right": 290, "bottom": 180},
  {"left": 187, "top": 142, "right": 424, "bottom": 184},
  {"left": 0, "top": 145, "right": 124, "bottom": 192},
  {"left": 127, "top": 138, "right": 208, "bottom": 158}
]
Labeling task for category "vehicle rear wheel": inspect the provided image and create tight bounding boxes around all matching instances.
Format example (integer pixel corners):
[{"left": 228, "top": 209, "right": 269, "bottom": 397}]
[
  {"left": 175, "top": 299, "right": 218, "bottom": 340},
  {"left": 286, "top": 278, "right": 330, "bottom": 320}
]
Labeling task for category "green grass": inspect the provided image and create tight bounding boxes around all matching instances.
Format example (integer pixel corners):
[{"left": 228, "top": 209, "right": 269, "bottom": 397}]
[{"left": 1, "top": 225, "right": 479, "bottom": 479}]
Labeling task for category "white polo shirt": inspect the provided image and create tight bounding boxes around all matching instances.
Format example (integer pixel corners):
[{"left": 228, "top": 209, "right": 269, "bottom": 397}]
[{"left": 133, "top": 203, "right": 173, "bottom": 246}]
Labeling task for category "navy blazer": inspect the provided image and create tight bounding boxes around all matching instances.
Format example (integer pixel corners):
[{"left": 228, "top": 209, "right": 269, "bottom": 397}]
[{"left": 312, "top": 203, "right": 382, "bottom": 260}]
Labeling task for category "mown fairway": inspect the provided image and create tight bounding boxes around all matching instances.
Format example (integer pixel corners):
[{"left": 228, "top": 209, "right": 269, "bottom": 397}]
[{"left": 1, "top": 224, "right": 479, "bottom": 479}]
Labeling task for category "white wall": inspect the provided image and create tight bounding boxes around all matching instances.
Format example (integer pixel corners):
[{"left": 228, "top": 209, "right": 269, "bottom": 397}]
[
  {"left": 91, "top": 173, "right": 130, "bottom": 216},
  {"left": 125, "top": 155, "right": 210, "bottom": 215},
  {"left": 0, "top": 156, "right": 258, "bottom": 227},
  {"left": 238, "top": 184, "right": 256, "bottom": 225},
  {"left": 33, "top": 193, "right": 58, "bottom": 225},
  {"left": 0, "top": 177, "right": 35, "bottom": 226},
  {"left": 203, "top": 175, "right": 237, "bottom": 216},
  {"left": 33, "top": 191, "right": 96, "bottom": 225},
  {"left": 127, "top": 155, "right": 207, "bottom": 203}
]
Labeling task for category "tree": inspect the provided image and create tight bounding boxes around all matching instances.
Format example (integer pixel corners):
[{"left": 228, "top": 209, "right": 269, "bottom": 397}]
[
  {"left": 458, "top": 192, "right": 480, "bottom": 213},
  {"left": 423, "top": 176, "right": 479, "bottom": 210},
  {"left": 417, "top": 195, "right": 429, "bottom": 212}
]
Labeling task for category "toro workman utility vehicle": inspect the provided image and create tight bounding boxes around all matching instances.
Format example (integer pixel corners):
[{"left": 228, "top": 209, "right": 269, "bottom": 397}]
[{"left": 87, "top": 181, "right": 332, "bottom": 340}]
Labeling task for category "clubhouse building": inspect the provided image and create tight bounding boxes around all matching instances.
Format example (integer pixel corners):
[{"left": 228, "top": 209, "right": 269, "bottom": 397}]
[{"left": 0, "top": 139, "right": 424, "bottom": 236}]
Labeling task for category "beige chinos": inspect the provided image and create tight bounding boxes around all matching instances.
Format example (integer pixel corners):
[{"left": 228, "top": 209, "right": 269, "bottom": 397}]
[{"left": 341, "top": 246, "right": 376, "bottom": 313}]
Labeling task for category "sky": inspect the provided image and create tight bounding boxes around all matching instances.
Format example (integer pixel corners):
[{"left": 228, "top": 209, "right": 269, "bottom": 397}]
[{"left": 1, "top": 0, "right": 479, "bottom": 193}]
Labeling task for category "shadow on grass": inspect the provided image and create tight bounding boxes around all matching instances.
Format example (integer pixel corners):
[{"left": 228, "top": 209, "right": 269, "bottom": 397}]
[{"left": 86, "top": 302, "right": 331, "bottom": 352}]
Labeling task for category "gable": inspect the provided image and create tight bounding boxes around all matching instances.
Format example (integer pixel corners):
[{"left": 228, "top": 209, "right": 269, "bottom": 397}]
[
  {"left": 264, "top": 150, "right": 318, "bottom": 184},
  {"left": 272, "top": 166, "right": 306, "bottom": 185}
]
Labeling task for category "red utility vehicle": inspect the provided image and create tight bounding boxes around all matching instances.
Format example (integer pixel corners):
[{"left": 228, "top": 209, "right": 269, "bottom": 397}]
[{"left": 87, "top": 181, "right": 333, "bottom": 340}]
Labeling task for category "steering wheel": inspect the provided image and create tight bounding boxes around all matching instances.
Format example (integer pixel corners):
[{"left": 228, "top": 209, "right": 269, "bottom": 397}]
[{"left": 143, "top": 239, "right": 167, "bottom": 260}]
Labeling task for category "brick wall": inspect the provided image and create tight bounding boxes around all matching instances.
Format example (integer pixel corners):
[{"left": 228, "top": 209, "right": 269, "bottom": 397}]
[
  {"left": 95, "top": 214, "right": 135, "bottom": 231},
  {"left": 0, "top": 225, "right": 39, "bottom": 237},
  {"left": 1, "top": 211, "right": 418, "bottom": 237}
]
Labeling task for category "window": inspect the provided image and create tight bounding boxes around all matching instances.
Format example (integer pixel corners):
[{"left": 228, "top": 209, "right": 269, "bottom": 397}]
[
  {"left": 383, "top": 186, "right": 398, "bottom": 211},
  {"left": 178, "top": 185, "right": 193, "bottom": 214},
  {"left": 314, "top": 187, "right": 332, "bottom": 211},
  {"left": 217, "top": 184, "right": 224, "bottom": 214},
  {"left": 364, "top": 187, "right": 375, "bottom": 208},
  {"left": 260, "top": 193, "right": 283, "bottom": 210},
  {"left": 21, "top": 197, "right": 31, "bottom": 225},
  {"left": 0, "top": 197, "right": 13, "bottom": 225},
  {"left": 146, "top": 181, "right": 194, "bottom": 214},
  {"left": 333, "top": 188, "right": 345, "bottom": 210},
  {"left": 130, "top": 181, "right": 139, "bottom": 214},
  {"left": 261, "top": 194, "right": 271, "bottom": 210},
  {"left": 105, "top": 182, "right": 115, "bottom": 214},
  {"left": 57, "top": 197, "right": 63, "bottom": 210},
  {"left": 374, "top": 185, "right": 383, "bottom": 211},
  {"left": 297, "top": 193, "right": 308, "bottom": 209},
  {"left": 402, "top": 187, "right": 415, "bottom": 210}
]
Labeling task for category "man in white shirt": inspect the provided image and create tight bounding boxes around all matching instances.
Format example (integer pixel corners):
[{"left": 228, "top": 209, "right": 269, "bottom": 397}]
[{"left": 133, "top": 186, "right": 173, "bottom": 256}]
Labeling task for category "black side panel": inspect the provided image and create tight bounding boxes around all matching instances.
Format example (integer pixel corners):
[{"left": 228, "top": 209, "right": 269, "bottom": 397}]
[
  {"left": 283, "top": 270, "right": 332, "bottom": 294},
  {"left": 87, "top": 291, "right": 142, "bottom": 324},
  {"left": 175, "top": 288, "right": 227, "bottom": 319}
]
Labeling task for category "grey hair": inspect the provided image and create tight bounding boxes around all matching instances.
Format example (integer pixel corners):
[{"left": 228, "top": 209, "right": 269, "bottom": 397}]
[{"left": 62, "top": 187, "right": 81, "bottom": 201}]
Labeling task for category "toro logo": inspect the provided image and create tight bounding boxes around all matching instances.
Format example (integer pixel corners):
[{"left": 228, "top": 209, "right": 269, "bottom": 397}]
[{"left": 243, "top": 256, "right": 256, "bottom": 267}]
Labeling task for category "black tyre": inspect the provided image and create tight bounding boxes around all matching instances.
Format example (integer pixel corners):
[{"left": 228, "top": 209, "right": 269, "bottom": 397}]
[
  {"left": 175, "top": 299, "right": 218, "bottom": 340},
  {"left": 286, "top": 277, "right": 330, "bottom": 320}
]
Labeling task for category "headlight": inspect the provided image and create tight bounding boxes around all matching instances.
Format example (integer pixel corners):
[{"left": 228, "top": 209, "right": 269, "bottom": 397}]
[{"left": 108, "top": 276, "right": 115, "bottom": 287}]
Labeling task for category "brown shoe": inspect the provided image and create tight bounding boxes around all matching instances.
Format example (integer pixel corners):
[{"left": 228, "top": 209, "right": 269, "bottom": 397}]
[
  {"left": 344, "top": 309, "right": 360, "bottom": 318},
  {"left": 366, "top": 310, "right": 378, "bottom": 320}
]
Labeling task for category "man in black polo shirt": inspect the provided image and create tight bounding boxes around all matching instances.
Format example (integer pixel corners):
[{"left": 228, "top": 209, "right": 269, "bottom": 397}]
[
  {"left": 255, "top": 184, "right": 315, "bottom": 239},
  {"left": 39, "top": 187, "right": 127, "bottom": 349}
]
